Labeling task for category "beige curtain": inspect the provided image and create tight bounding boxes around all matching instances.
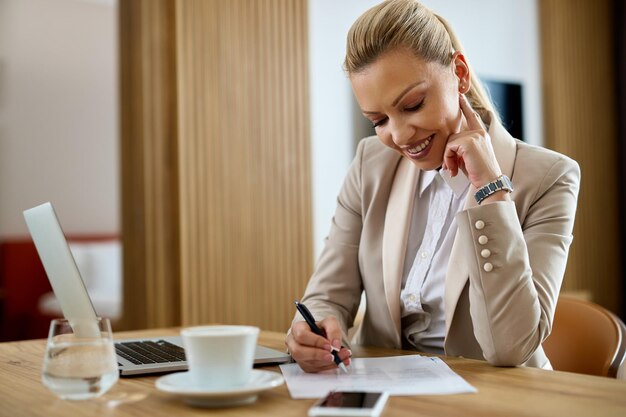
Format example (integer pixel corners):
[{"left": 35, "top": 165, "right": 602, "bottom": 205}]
[{"left": 120, "top": 0, "right": 312, "bottom": 332}]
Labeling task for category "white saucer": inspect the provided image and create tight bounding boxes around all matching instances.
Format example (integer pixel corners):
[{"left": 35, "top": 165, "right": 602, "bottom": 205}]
[{"left": 155, "top": 369, "right": 284, "bottom": 408}]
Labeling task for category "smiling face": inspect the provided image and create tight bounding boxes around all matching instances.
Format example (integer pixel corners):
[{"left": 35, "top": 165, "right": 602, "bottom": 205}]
[{"left": 350, "top": 49, "right": 469, "bottom": 171}]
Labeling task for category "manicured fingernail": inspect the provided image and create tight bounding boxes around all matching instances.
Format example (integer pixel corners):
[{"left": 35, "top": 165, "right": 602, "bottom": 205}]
[
  {"left": 347, "top": 349, "right": 353, "bottom": 357},
  {"left": 325, "top": 354, "right": 334, "bottom": 362},
  {"left": 332, "top": 340, "right": 341, "bottom": 350}
]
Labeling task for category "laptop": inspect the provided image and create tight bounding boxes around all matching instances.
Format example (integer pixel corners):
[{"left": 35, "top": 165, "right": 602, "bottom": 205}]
[{"left": 23, "top": 202, "right": 291, "bottom": 376}]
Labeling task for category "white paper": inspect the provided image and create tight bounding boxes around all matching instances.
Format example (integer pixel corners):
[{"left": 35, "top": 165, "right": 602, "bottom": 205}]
[{"left": 279, "top": 355, "right": 477, "bottom": 399}]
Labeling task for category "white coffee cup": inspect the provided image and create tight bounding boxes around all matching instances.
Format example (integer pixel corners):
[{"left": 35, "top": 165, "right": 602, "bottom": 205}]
[{"left": 181, "top": 325, "right": 259, "bottom": 389}]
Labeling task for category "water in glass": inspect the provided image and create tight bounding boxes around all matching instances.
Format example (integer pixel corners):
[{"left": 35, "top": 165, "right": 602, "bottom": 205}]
[{"left": 42, "top": 317, "right": 119, "bottom": 400}]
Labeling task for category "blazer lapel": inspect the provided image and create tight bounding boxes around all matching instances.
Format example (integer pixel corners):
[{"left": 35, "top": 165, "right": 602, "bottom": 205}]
[
  {"left": 444, "top": 114, "right": 518, "bottom": 331},
  {"left": 382, "top": 156, "right": 419, "bottom": 342}
]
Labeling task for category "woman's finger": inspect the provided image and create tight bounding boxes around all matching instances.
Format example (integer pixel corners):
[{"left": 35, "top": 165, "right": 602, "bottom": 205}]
[
  {"left": 318, "top": 316, "right": 344, "bottom": 351},
  {"left": 286, "top": 332, "right": 351, "bottom": 373},
  {"left": 296, "top": 349, "right": 352, "bottom": 373},
  {"left": 443, "top": 141, "right": 462, "bottom": 177},
  {"left": 291, "top": 321, "right": 332, "bottom": 350},
  {"left": 459, "top": 94, "right": 483, "bottom": 131},
  {"left": 286, "top": 316, "right": 351, "bottom": 373},
  {"left": 290, "top": 343, "right": 337, "bottom": 364}
]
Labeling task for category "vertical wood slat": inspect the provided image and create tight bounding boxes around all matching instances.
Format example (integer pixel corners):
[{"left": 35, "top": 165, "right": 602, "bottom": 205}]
[
  {"left": 539, "top": 0, "right": 620, "bottom": 311},
  {"left": 119, "top": 0, "right": 180, "bottom": 330},
  {"left": 175, "top": 0, "right": 312, "bottom": 331}
]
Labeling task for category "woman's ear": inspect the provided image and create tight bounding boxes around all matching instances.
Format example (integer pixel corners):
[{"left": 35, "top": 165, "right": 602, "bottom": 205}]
[{"left": 452, "top": 52, "right": 471, "bottom": 94}]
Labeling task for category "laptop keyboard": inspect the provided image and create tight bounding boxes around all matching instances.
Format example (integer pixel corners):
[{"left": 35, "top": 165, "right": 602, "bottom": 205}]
[{"left": 115, "top": 340, "right": 186, "bottom": 365}]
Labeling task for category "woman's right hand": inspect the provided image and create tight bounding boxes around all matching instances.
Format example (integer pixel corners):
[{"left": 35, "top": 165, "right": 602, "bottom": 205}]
[{"left": 285, "top": 315, "right": 352, "bottom": 373}]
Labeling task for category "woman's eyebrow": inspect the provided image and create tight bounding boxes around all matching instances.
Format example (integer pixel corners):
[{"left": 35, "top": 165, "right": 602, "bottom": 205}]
[
  {"left": 361, "top": 81, "right": 425, "bottom": 115},
  {"left": 392, "top": 81, "right": 424, "bottom": 106}
]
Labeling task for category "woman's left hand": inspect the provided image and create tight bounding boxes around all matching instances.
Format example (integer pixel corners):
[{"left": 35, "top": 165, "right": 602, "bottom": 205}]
[{"left": 442, "top": 94, "right": 504, "bottom": 190}]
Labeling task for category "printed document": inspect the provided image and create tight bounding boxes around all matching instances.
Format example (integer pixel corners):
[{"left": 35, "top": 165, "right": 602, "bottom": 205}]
[{"left": 279, "top": 355, "right": 477, "bottom": 399}]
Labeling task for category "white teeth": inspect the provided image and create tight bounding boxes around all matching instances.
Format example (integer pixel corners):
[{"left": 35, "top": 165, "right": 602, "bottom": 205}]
[{"left": 408, "top": 137, "right": 431, "bottom": 154}]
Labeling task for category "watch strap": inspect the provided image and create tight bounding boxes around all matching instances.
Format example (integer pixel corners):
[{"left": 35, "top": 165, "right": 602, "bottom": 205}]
[{"left": 474, "top": 175, "right": 513, "bottom": 205}]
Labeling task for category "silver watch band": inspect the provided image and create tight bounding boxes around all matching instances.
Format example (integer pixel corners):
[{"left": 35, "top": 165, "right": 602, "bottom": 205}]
[{"left": 474, "top": 175, "right": 513, "bottom": 205}]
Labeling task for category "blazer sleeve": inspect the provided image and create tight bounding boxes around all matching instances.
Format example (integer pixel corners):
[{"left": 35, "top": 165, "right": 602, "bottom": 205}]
[
  {"left": 455, "top": 156, "right": 580, "bottom": 366},
  {"left": 291, "top": 140, "right": 367, "bottom": 341}
]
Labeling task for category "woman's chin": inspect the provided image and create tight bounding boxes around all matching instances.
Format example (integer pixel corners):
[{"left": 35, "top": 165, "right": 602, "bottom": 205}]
[{"left": 404, "top": 155, "right": 443, "bottom": 171}]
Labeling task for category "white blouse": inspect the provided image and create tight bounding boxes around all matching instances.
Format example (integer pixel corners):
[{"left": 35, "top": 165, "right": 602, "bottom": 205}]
[{"left": 400, "top": 168, "right": 469, "bottom": 353}]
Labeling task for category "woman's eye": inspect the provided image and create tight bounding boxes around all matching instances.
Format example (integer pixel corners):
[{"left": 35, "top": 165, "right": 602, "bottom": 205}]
[
  {"left": 372, "top": 117, "right": 388, "bottom": 128},
  {"left": 405, "top": 100, "right": 424, "bottom": 112}
]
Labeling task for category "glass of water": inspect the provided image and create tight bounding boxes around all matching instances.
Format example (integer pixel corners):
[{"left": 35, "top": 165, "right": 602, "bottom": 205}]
[{"left": 42, "top": 317, "right": 119, "bottom": 400}]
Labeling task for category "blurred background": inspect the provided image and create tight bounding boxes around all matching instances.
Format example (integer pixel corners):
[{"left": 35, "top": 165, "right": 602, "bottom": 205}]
[{"left": 0, "top": 0, "right": 623, "bottom": 341}]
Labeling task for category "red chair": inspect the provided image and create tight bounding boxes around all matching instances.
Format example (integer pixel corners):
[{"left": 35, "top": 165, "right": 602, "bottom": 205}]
[
  {"left": 0, "top": 240, "right": 53, "bottom": 341},
  {"left": 0, "top": 235, "right": 120, "bottom": 341}
]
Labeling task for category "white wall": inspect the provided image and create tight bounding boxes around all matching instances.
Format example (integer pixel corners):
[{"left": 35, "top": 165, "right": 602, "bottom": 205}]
[
  {"left": 0, "top": 0, "right": 539, "bottom": 255},
  {"left": 308, "top": 0, "right": 541, "bottom": 258},
  {"left": 421, "top": 0, "right": 542, "bottom": 148},
  {"left": 0, "top": 0, "right": 119, "bottom": 238},
  {"left": 308, "top": 0, "right": 379, "bottom": 259}
]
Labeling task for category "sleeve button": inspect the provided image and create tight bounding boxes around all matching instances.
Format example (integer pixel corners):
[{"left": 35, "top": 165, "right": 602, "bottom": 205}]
[
  {"left": 475, "top": 220, "right": 485, "bottom": 230},
  {"left": 483, "top": 262, "right": 493, "bottom": 272},
  {"left": 478, "top": 235, "right": 488, "bottom": 245},
  {"left": 481, "top": 249, "right": 491, "bottom": 258}
]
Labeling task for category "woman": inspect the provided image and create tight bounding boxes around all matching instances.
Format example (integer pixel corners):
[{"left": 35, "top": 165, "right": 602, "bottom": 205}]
[{"left": 286, "top": 0, "right": 579, "bottom": 373}]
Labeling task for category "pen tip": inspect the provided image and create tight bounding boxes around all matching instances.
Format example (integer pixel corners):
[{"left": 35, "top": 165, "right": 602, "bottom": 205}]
[{"left": 338, "top": 362, "right": 348, "bottom": 373}]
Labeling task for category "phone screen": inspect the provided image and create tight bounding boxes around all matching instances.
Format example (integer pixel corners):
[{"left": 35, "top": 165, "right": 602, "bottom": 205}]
[{"left": 318, "top": 392, "right": 383, "bottom": 409}]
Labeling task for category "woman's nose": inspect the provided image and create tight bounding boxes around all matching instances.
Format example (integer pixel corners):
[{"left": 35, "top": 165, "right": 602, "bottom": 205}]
[{"left": 389, "top": 119, "right": 415, "bottom": 147}]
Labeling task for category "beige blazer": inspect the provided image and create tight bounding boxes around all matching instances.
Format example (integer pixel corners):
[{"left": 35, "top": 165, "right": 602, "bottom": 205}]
[{"left": 297, "top": 115, "right": 580, "bottom": 369}]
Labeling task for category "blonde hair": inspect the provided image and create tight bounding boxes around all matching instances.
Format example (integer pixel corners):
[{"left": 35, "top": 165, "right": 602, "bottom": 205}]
[{"left": 344, "top": 0, "right": 497, "bottom": 121}]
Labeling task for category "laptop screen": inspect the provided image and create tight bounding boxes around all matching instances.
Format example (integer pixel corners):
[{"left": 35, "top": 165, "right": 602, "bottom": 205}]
[{"left": 23, "top": 202, "right": 99, "bottom": 323}]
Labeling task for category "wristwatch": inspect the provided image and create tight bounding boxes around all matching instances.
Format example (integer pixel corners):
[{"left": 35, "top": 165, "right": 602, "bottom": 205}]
[{"left": 474, "top": 175, "right": 513, "bottom": 205}]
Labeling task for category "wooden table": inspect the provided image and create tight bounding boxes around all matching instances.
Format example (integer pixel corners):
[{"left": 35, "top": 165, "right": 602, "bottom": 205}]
[{"left": 1, "top": 328, "right": 625, "bottom": 417}]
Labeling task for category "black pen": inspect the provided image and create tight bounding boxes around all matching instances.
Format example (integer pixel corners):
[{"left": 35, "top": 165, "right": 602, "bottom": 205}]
[{"left": 294, "top": 300, "right": 348, "bottom": 373}]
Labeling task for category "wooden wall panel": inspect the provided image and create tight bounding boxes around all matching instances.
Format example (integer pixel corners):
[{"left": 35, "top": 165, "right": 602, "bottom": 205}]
[
  {"left": 540, "top": 0, "right": 620, "bottom": 312},
  {"left": 174, "top": 0, "right": 312, "bottom": 331},
  {"left": 121, "top": 0, "right": 312, "bottom": 332},
  {"left": 119, "top": 0, "right": 181, "bottom": 330}
]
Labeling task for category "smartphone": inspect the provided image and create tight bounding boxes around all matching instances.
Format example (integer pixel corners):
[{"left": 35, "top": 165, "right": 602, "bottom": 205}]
[{"left": 308, "top": 391, "right": 389, "bottom": 417}]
